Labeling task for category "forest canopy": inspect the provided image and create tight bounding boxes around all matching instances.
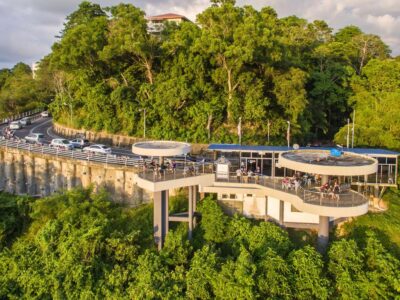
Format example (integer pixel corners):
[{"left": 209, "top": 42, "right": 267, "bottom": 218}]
[
  {"left": 1, "top": 0, "right": 398, "bottom": 149},
  {"left": 1, "top": 189, "right": 399, "bottom": 299}
]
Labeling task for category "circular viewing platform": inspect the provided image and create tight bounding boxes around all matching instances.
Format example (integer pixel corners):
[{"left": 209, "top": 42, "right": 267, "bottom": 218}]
[
  {"left": 132, "top": 141, "right": 191, "bottom": 157},
  {"left": 279, "top": 149, "right": 378, "bottom": 176}
]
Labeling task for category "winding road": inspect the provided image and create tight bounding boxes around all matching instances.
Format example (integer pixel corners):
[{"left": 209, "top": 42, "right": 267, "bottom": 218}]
[{"left": 1, "top": 116, "right": 137, "bottom": 158}]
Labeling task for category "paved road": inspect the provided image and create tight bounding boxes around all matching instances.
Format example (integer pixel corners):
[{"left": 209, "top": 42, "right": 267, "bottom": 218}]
[
  {"left": 2, "top": 117, "right": 205, "bottom": 163},
  {"left": 3, "top": 116, "right": 136, "bottom": 157}
]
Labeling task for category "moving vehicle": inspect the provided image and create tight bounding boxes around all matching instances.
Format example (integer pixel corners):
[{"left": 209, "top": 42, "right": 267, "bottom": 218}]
[
  {"left": 25, "top": 133, "right": 45, "bottom": 144},
  {"left": 70, "top": 138, "right": 90, "bottom": 149},
  {"left": 20, "top": 117, "right": 32, "bottom": 126},
  {"left": 41, "top": 111, "right": 50, "bottom": 117},
  {"left": 83, "top": 144, "right": 112, "bottom": 154},
  {"left": 9, "top": 121, "right": 22, "bottom": 130},
  {"left": 50, "top": 139, "right": 74, "bottom": 150}
]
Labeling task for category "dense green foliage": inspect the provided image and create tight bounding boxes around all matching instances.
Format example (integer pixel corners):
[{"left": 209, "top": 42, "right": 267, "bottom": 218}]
[
  {"left": 341, "top": 188, "right": 400, "bottom": 257},
  {"left": 1, "top": 189, "right": 399, "bottom": 298},
  {"left": 0, "top": 1, "right": 397, "bottom": 148},
  {"left": 38, "top": 0, "right": 395, "bottom": 147},
  {"left": 0, "top": 62, "right": 53, "bottom": 118}
]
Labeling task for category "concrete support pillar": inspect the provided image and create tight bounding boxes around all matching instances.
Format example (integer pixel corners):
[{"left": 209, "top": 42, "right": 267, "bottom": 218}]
[
  {"left": 279, "top": 200, "right": 284, "bottom": 225},
  {"left": 40, "top": 159, "right": 50, "bottom": 197},
  {"left": 374, "top": 185, "right": 379, "bottom": 198},
  {"left": 115, "top": 170, "right": 125, "bottom": 203},
  {"left": 193, "top": 186, "right": 197, "bottom": 228},
  {"left": 5, "top": 153, "right": 15, "bottom": 194},
  {"left": 153, "top": 190, "right": 169, "bottom": 250},
  {"left": 321, "top": 175, "right": 329, "bottom": 185},
  {"left": 54, "top": 161, "right": 63, "bottom": 193},
  {"left": 25, "top": 156, "right": 35, "bottom": 195},
  {"left": 188, "top": 186, "right": 194, "bottom": 240},
  {"left": 81, "top": 165, "right": 91, "bottom": 188},
  {"left": 318, "top": 216, "right": 330, "bottom": 253},
  {"left": 15, "top": 154, "right": 25, "bottom": 194},
  {"left": 67, "top": 164, "right": 76, "bottom": 189}
]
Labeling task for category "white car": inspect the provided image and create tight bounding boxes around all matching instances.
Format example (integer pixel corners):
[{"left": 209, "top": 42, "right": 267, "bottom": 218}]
[
  {"left": 9, "top": 121, "right": 22, "bottom": 130},
  {"left": 41, "top": 111, "right": 50, "bottom": 117},
  {"left": 50, "top": 138, "right": 73, "bottom": 150},
  {"left": 20, "top": 117, "right": 32, "bottom": 126},
  {"left": 83, "top": 144, "right": 112, "bottom": 154},
  {"left": 70, "top": 138, "right": 90, "bottom": 149},
  {"left": 25, "top": 133, "right": 45, "bottom": 144}
]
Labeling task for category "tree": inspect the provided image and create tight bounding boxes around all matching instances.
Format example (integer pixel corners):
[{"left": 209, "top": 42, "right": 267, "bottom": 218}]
[
  {"left": 186, "top": 245, "right": 219, "bottom": 299},
  {"left": 334, "top": 59, "right": 400, "bottom": 149},
  {"left": 328, "top": 239, "right": 368, "bottom": 299},
  {"left": 212, "top": 246, "right": 257, "bottom": 299},
  {"left": 256, "top": 248, "right": 292, "bottom": 299},
  {"left": 335, "top": 26, "right": 390, "bottom": 75},
  {"left": 197, "top": 197, "right": 229, "bottom": 243},
  {"left": 288, "top": 246, "right": 330, "bottom": 300}
]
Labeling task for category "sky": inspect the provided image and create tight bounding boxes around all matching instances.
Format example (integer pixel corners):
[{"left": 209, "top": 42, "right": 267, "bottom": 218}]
[{"left": 0, "top": 0, "right": 399, "bottom": 69}]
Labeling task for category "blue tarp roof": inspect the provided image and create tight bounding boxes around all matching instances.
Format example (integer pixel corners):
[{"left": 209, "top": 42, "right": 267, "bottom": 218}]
[{"left": 208, "top": 144, "right": 400, "bottom": 156}]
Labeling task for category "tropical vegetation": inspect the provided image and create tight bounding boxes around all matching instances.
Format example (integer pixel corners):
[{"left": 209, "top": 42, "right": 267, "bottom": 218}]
[
  {"left": 0, "top": 189, "right": 399, "bottom": 299},
  {"left": 1, "top": 0, "right": 398, "bottom": 149}
]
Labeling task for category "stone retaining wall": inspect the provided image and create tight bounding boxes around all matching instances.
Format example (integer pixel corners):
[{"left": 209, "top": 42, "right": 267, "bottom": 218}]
[
  {"left": 0, "top": 146, "right": 151, "bottom": 206},
  {"left": 53, "top": 123, "right": 209, "bottom": 154}
]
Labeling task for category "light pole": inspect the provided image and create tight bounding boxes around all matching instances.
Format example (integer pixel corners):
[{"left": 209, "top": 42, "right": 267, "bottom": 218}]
[
  {"left": 140, "top": 108, "right": 146, "bottom": 139},
  {"left": 267, "top": 119, "right": 270, "bottom": 143},
  {"left": 238, "top": 117, "right": 242, "bottom": 145},
  {"left": 346, "top": 118, "right": 350, "bottom": 148},
  {"left": 351, "top": 109, "right": 355, "bottom": 148},
  {"left": 286, "top": 120, "right": 290, "bottom": 148}
]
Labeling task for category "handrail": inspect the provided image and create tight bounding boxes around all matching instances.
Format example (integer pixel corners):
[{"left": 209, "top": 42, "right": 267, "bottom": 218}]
[
  {"left": 0, "top": 108, "right": 43, "bottom": 125},
  {"left": 214, "top": 172, "right": 367, "bottom": 208},
  {"left": 0, "top": 138, "right": 215, "bottom": 171}
]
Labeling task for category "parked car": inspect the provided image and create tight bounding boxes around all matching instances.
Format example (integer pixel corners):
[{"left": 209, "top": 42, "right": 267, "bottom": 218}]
[
  {"left": 41, "top": 111, "right": 50, "bottom": 117},
  {"left": 83, "top": 144, "right": 112, "bottom": 154},
  {"left": 9, "top": 121, "right": 22, "bottom": 130},
  {"left": 25, "top": 133, "right": 45, "bottom": 144},
  {"left": 20, "top": 117, "right": 32, "bottom": 126},
  {"left": 70, "top": 138, "right": 90, "bottom": 149},
  {"left": 50, "top": 138, "right": 73, "bottom": 150}
]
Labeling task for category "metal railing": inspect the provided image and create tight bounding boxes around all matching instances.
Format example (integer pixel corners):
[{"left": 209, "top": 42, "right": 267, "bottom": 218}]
[
  {"left": 0, "top": 108, "right": 43, "bottom": 125},
  {"left": 0, "top": 139, "right": 370, "bottom": 207},
  {"left": 0, "top": 139, "right": 143, "bottom": 168},
  {"left": 137, "top": 162, "right": 215, "bottom": 182},
  {"left": 215, "top": 173, "right": 368, "bottom": 208}
]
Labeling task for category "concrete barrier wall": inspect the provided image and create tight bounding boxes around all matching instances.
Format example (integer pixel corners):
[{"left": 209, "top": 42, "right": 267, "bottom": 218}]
[
  {"left": 53, "top": 123, "right": 209, "bottom": 155},
  {"left": 0, "top": 147, "right": 150, "bottom": 206}
]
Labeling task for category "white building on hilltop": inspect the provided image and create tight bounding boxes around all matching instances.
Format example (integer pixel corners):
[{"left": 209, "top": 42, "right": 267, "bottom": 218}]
[{"left": 146, "top": 13, "right": 190, "bottom": 34}]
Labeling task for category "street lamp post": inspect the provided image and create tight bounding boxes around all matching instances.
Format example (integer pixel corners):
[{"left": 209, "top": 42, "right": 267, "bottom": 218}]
[
  {"left": 267, "top": 119, "right": 270, "bottom": 143},
  {"left": 140, "top": 108, "right": 146, "bottom": 139},
  {"left": 286, "top": 120, "right": 290, "bottom": 148}
]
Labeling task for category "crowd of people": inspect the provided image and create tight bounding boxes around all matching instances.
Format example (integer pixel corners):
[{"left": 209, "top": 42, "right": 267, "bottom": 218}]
[
  {"left": 319, "top": 180, "right": 341, "bottom": 201},
  {"left": 3, "top": 127, "right": 15, "bottom": 139},
  {"left": 143, "top": 159, "right": 178, "bottom": 179},
  {"left": 235, "top": 163, "right": 261, "bottom": 183}
]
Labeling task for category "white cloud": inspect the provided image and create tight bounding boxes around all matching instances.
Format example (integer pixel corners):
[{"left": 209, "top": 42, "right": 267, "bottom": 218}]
[{"left": 0, "top": 0, "right": 399, "bottom": 68}]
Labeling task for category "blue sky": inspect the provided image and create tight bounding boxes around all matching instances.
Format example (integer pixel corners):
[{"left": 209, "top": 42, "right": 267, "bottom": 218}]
[{"left": 0, "top": 0, "right": 399, "bottom": 68}]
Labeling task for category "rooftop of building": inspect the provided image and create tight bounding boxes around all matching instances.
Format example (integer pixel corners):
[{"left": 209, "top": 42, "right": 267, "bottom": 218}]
[
  {"left": 208, "top": 144, "right": 400, "bottom": 157},
  {"left": 147, "top": 13, "right": 189, "bottom": 22}
]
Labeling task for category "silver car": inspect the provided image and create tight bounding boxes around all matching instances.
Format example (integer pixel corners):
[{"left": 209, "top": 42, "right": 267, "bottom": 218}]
[
  {"left": 25, "top": 133, "right": 45, "bottom": 144},
  {"left": 70, "top": 138, "right": 90, "bottom": 149},
  {"left": 50, "top": 139, "right": 74, "bottom": 150},
  {"left": 83, "top": 144, "right": 112, "bottom": 154}
]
